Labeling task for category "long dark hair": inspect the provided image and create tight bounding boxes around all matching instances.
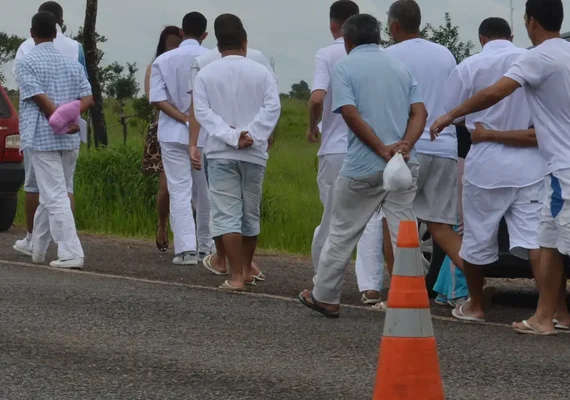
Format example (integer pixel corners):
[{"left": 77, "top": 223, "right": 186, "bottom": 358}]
[{"left": 155, "top": 25, "right": 183, "bottom": 59}]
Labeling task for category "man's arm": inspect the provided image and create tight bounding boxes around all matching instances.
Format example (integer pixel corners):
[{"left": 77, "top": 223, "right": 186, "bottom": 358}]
[
  {"left": 471, "top": 123, "right": 537, "bottom": 147},
  {"left": 431, "top": 77, "right": 521, "bottom": 135},
  {"left": 307, "top": 51, "right": 328, "bottom": 142},
  {"left": 149, "top": 61, "right": 188, "bottom": 125},
  {"left": 189, "top": 98, "right": 200, "bottom": 147},
  {"left": 402, "top": 102, "right": 427, "bottom": 147},
  {"left": 193, "top": 74, "right": 241, "bottom": 148},
  {"left": 244, "top": 73, "right": 282, "bottom": 147}
]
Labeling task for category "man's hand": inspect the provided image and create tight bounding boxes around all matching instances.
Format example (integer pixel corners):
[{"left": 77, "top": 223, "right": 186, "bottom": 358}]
[
  {"left": 190, "top": 145, "right": 202, "bottom": 170},
  {"left": 238, "top": 131, "right": 254, "bottom": 149},
  {"left": 67, "top": 123, "right": 80, "bottom": 134},
  {"left": 471, "top": 123, "right": 491, "bottom": 144},
  {"left": 391, "top": 140, "right": 411, "bottom": 161},
  {"left": 430, "top": 114, "right": 454, "bottom": 141},
  {"left": 306, "top": 127, "right": 320, "bottom": 144}
]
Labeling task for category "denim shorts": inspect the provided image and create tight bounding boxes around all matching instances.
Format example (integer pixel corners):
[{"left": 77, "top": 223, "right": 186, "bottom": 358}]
[{"left": 207, "top": 159, "right": 265, "bottom": 237}]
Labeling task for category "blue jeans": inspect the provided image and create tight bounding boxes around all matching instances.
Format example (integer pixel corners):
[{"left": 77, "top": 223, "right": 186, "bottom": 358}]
[{"left": 207, "top": 159, "right": 265, "bottom": 237}]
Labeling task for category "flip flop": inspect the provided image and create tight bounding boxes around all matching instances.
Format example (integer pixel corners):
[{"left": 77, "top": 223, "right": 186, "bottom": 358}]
[
  {"left": 513, "top": 320, "right": 558, "bottom": 336},
  {"left": 451, "top": 304, "right": 485, "bottom": 323},
  {"left": 245, "top": 280, "right": 257, "bottom": 287},
  {"left": 361, "top": 293, "right": 382, "bottom": 305},
  {"left": 253, "top": 271, "right": 266, "bottom": 282},
  {"left": 298, "top": 291, "right": 340, "bottom": 319},
  {"left": 218, "top": 280, "right": 245, "bottom": 292},
  {"left": 202, "top": 254, "right": 228, "bottom": 276},
  {"left": 372, "top": 301, "right": 388, "bottom": 311},
  {"left": 554, "top": 321, "right": 570, "bottom": 331}
]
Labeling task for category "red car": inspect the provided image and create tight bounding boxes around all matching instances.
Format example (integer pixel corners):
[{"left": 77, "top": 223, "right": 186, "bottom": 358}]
[{"left": 0, "top": 86, "right": 24, "bottom": 232}]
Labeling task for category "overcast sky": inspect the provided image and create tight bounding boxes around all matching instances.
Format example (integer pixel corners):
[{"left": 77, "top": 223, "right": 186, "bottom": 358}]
[{"left": 2, "top": 0, "right": 570, "bottom": 93}]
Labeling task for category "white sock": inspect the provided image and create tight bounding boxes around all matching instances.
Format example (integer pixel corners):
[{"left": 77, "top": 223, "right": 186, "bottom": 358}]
[{"left": 26, "top": 232, "right": 32, "bottom": 241}]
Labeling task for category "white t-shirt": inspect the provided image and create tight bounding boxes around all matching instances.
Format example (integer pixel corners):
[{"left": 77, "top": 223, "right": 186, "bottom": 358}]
[
  {"left": 385, "top": 38, "right": 457, "bottom": 159},
  {"left": 505, "top": 38, "right": 570, "bottom": 175},
  {"left": 311, "top": 37, "right": 348, "bottom": 156},
  {"left": 193, "top": 56, "right": 281, "bottom": 167},
  {"left": 446, "top": 40, "right": 545, "bottom": 189},
  {"left": 189, "top": 47, "right": 276, "bottom": 147}
]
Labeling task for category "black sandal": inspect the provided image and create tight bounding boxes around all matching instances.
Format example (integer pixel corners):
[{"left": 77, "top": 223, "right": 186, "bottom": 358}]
[
  {"left": 156, "top": 226, "right": 168, "bottom": 252},
  {"left": 298, "top": 291, "right": 340, "bottom": 319}
]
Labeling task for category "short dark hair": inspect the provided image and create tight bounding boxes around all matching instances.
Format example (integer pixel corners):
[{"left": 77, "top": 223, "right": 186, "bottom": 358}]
[
  {"left": 388, "top": 0, "right": 421, "bottom": 33},
  {"left": 478, "top": 17, "right": 512, "bottom": 39},
  {"left": 330, "top": 0, "right": 360, "bottom": 25},
  {"left": 182, "top": 12, "right": 207, "bottom": 38},
  {"left": 38, "top": 1, "right": 63, "bottom": 24},
  {"left": 342, "top": 14, "right": 381, "bottom": 46},
  {"left": 31, "top": 11, "right": 57, "bottom": 39},
  {"left": 214, "top": 14, "right": 247, "bottom": 52},
  {"left": 525, "top": 0, "right": 564, "bottom": 32}
]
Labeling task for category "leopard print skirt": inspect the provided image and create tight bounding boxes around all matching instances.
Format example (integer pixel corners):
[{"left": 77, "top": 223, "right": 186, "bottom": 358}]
[{"left": 141, "top": 112, "right": 163, "bottom": 174}]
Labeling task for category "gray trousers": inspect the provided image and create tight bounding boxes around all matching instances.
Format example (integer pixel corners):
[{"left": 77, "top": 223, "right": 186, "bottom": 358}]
[{"left": 313, "top": 165, "right": 419, "bottom": 305}]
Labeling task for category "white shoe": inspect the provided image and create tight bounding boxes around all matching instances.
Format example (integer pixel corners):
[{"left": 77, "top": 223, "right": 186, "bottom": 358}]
[
  {"left": 32, "top": 252, "right": 46, "bottom": 264},
  {"left": 13, "top": 238, "right": 33, "bottom": 257},
  {"left": 50, "top": 258, "right": 84, "bottom": 270},
  {"left": 198, "top": 250, "right": 211, "bottom": 262},
  {"left": 173, "top": 251, "right": 198, "bottom": 265}
]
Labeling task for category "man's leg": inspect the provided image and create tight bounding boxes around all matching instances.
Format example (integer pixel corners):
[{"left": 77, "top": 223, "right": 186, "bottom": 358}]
[
  {"left": 309, "top": 173, "right": 385, "bottom": 308},
  {"left": 208, "top": 159, "right": 246, "bottom": 288},
  {"left": 32, "top": 150, "right": 83, "bottom": 265},
  {"left": 415, "top": 155, "right": 463, "bottom": 270},
  {"left": 156, "top": 171, "right": 170, "bottom": 248},
  {"left": 191, "top": 147, "right": 213, "bottom": 258},
  {"left": 311, "top": 154, "right": 345, "bottom": 273},
  {"left": 14, "top": 149, "right": 40, "bottom": 255},
  {"left": 458, "top": 183, "right": 511, "bottom": 319},
  {"left": 160, "top": 142, "right": 197, "bottom": 264},
  {"left": 355, "top": 211, "right": 384, "bottom": 303},
  {"left": 240, "top": 161, "right": 266, "bottom": 282}
]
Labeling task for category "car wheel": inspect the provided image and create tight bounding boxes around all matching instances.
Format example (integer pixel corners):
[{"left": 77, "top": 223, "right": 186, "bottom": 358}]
[
  {"left": 419, "top": 221, "right": 445, "bottom": 298},
  {"left": 0, "top": 195, "right": 18, "bottom": 232}
]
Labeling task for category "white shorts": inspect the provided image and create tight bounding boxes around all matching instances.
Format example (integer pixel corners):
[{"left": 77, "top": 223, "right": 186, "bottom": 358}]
[
  {"left": 538, "top": 169, "right": 570, "bottom": 255},
  {"left": 460, "top": 180, "right": 543, "bottom": 265}
]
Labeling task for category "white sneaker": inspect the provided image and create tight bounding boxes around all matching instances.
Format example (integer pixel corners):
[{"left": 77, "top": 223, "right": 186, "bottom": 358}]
[
  {"left": 13, "top": 238, "right": 33, "bottom": 257},
  {"left": 32, "top": 252, "right": 46, "bottom": 264},
  {"left": 173, "top": 251, "right": 198, "bottom": 265},
  {"left": 50, "top": 258, "right": 84, "bottom": 270}
]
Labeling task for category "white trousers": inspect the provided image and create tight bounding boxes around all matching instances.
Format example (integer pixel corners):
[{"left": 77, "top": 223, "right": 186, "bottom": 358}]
[
  {"left": 32, "top": 150, "right": 83, "bottom": 260},
  {"left": 191, "top": 147, "right": 212, "bottom": 253},
  {"left": 160, "top": 141, "right": 197, "bottom": 254},
  {"left": 311, "top": 154, "right": 385, "bottom": 292}
]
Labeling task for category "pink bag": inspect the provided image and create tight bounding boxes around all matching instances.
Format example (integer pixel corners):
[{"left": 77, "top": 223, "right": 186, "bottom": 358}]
[{"left": 49, "top": 100, "right": 81, "bottom": 135}]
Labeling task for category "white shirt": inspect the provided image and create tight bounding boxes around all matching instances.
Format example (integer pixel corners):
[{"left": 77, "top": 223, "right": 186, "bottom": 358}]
[
  {"left": 150, "top": 39, "right": 208, "bottom": 145},
  {"left": 13, "top": 24, "right": 81, "bottom": 79},
  {"left": 385, "top": 38, "right": 457, "bottom": 159},
  {"left": 446, "top": 40, "right": 545, "bottom": 189},
  {"left": 505, "top": 38, "right": 570, "bottom": 175},
  {"left": 311, "top": 37, "right": 348, "bottom": 156},
  {"left": 193, "top": 55, "right": 281, "bottom": 167},
  {"left": 189, "top": 47, "right": 276, "bottom": 147}
]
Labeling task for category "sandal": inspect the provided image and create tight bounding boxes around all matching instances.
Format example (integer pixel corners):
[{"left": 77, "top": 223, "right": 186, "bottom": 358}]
[
  {"left": 202, "top": 254, "right": 228, "bottom": 276},
  {"left": 451, "top": 303, "right": 485, "bottom": 323},
  {"left": 253, "top": 271, "right": 266, "bottom": 282},
  {"left": 513, "top": 320, "right": 558, "bottom": 336},
  {"left": 155, "top": 226, "right": 168, "bottom": 252},
  {"left": 218, "top": 280, "right": 245, "bottom": 292},
  {"left": 298, "top": 291, "right": 340, "bottom": 319},
  {"left": 361, "top": 293, "right": 382, "bottom": 305}
]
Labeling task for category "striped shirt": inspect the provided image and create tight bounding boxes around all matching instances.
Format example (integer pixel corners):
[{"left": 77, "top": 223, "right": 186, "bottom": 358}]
[{"left": 15, "top": 42, "right": 91, "bottom": 151}]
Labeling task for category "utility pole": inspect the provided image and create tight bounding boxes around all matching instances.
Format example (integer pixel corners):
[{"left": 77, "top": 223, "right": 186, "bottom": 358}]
[
  {"left": 510, "top": 0, "right": 514, "bottom": 35},
  {"left": 270, "top": 57, "right": 276, "bottom": 73}
]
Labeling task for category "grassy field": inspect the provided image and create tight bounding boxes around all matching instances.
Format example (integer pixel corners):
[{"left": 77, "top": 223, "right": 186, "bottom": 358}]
[{"left": 14, "top": 98, "right": 323, "bottom": 254}]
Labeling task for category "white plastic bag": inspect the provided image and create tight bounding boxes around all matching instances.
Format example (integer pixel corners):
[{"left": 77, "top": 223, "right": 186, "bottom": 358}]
[{"left": 383, "top": 152, "right": 412, "bottom": 192}]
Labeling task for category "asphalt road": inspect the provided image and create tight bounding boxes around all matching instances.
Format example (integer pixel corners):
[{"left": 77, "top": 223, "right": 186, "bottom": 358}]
[{"left": 1, "top": 229, "right": 569, "bottom": 400}]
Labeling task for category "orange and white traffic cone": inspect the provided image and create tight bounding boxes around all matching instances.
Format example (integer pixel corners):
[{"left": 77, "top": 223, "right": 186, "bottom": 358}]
[{"left": 372, "top": 220, "right": 444, "bottom": 400}]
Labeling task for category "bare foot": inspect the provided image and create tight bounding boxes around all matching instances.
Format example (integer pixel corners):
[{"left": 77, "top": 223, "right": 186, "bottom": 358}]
[
  {"left": 210, "top": 254, "right": 228, "bottom": 274},
  {"left": 458, "top": 300, "right": 485, "bottom": 321}
]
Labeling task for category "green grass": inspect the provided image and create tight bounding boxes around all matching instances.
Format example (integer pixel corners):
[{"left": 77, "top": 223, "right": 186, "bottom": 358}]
[{"left": 15, "top": 98, "right": 322, "bottom": 254}]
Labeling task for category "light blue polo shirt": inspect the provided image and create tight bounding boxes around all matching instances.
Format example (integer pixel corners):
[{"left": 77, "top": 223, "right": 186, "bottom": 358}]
[{"left": 331, "top": 44, "right": 422, "bottom": 179}]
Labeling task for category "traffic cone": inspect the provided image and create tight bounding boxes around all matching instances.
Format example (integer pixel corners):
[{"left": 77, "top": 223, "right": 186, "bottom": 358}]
[{"left": 372, "top": 220, "right": 444, "bottom": 400}]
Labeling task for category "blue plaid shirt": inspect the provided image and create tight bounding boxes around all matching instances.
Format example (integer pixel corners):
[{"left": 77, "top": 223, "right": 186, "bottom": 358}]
[{"left": 15, "top": 42, "right": 92, "bottom": 151}]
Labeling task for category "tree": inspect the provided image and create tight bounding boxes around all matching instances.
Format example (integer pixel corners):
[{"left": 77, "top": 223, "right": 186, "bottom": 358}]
[
  {"left": 379, "top": 12, "right": 474, "bottom": 63},
  {"left": 83, "top": 0, "right": 108, "bottom": 148},
  {"left": 104, "top": 62, "right": 140, "bottom": 143},
  {"left": 0, "top": 32, "right": 25, "bottom": 84},
  {"left": 132, "top": 95, "right": 155, "bottom": 136},
  {"left": 289, "top": 80, "right": 310, "bottom": 101}
]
